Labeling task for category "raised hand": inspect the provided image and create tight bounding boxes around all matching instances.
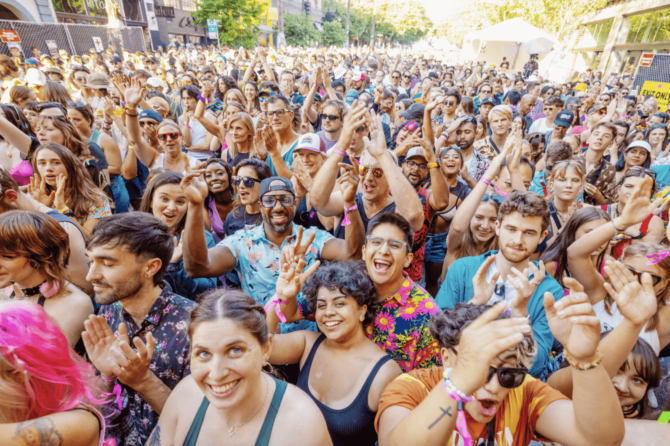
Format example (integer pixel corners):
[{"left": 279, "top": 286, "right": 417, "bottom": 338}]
[
  {"left": 603, "top": 260, "right": 657, "bottom": 327},
  {"left": 509, "top": 261, "right": 545, "bottom": 318},
  {"left": 471, "top": 255, "right": 499, "bottom": 305},
  {"left": 279, "top": 225, "right": 316, "bottom": 267},
  {"left": 202, "top": 80, "right": 214, "bottom": 98},
  {"left": 81, "top": 315, "right": 120, "bottom": 379},
  {"left": 544, "top": 278, "right": 601, "bottom": 362},
  {"left": 170, "top": 234, "right": 183, "bottom": 263},
  {"left": 52, "top": 173, "right": 68, "bottom": 210},
  {"left": 291, "top": 158, "right": 313, "bottom": 194},
  {"left": 180, "top": 163, "right": 208, "bottom": 204},
  {"left": 366, "top": 112, "right": 388, "bottom": 159},
  {"left": 339, "top": 100, "right": 367, "bottom": 150},
  {"left": 449, "top": 302, "right": 532, "bottom": 395},
  {"left": 314, "top": 66, "right": 324, "bottom": 87},
  {"left": 28, "top": 175, "right": 54, "bottom": 207},
  {"left": 276, "top": 258, "right": 321, "bottom": 303},
  {"left": 107, "top": 323, "right": 156, "bottom": 389},
  {"left": 263, "top": 125, "right": 279, "bottom": 153},
  {"left": 418, "top": 136, "right": 437, "bottom": 165},
  {"left": 337, "top": 156, "right": 360, "bottom": 205},
  {"left": 124, "top": 77, "right": 144, "bottom": 108},
  {"left": 617, "top": 176, "right": 663, "bottom": 228}
]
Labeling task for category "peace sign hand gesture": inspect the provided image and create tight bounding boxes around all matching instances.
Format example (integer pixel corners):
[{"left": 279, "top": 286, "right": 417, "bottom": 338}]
[
  {"left": 279, "top": 225, "right": 316, "bottom": 268},
  {"left": 275, "top": 258, "right": 321, "bottom": 304}
]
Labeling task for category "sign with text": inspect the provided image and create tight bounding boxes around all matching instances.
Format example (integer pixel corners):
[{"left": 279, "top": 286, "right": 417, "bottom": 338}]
[
  {"left": 207, "top": 19, "right": 218, "bottom": 39},
  {"left": 155, "top": 6, "right": 175, "bottom": 18},
  {"left": 46, "top": 40, "right": 59, "bottom": 59},
  {"left": 640, "top": 53, "right": 655, "bottom": 67},
  {"left": 92, "top": 36, "right": 104, "bottom": 52},
  {"left": 0, "top": 30, "right": 20, "bottom": 43},
  {"left": 640, "top": 80, "right": 670, "bottom": 112}
]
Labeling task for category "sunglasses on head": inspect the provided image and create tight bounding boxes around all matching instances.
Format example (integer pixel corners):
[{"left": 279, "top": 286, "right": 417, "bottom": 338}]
[
  {"left": 628, "top": 166, "right": 657, "bottom": 178},
  {"left": 624, "top": 266, "right": 663, "bottom": 287},
  {"left": 321, "top": 113, "right": 341, "bottom": 122},
  {"left": 232, "top": 176, "right": 261, "bottom": 188},
  {"left": 67, "top": 101, "right": 86, "bottom": 107},
  {"left": 482, "top": 194, "right": 505, "bottom": 204},
  {"left": 359, "top": 165, "right": 384, "bottom": 178},
  {"left": 158, "top": 132, "right": 180, "bottom": 141},
  {"left": 486, "top": 366, "right": 528, "bottom": 388},
  {"left": 651, "top": 123, "right": 668, "bottom": 129},
  {"left": 260, "top": 194, "right": 295, "bottom": 208}
]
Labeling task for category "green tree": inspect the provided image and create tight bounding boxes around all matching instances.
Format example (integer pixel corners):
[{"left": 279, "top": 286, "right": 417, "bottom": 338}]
[
  {"left": 278, "top": 13, "right": 321, "bottom": 47},
  {"left": 191, "top": 0, "right": 269, "bottom": 48},
  {"left": 322, "top": 21, "right": 347, "bottom": 46}
]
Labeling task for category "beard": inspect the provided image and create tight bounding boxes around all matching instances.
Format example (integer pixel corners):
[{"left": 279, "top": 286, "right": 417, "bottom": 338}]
[
  {"left": 265, "top": 209, "right": 292, "bottom": 233},
  {"left": 405, "top": 171, "right": 423, "bottom": 187},
  {"left": 92, "top": 273, "right": 143, "bottom": 306},
  {"left": 500, "top": 242, "right": 531, "bottom": 264}
]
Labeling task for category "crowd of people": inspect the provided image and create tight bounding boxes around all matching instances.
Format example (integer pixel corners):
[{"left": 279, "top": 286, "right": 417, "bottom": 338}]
[{"left": 1, "top": 41, "right": 669, "bottom": 446}]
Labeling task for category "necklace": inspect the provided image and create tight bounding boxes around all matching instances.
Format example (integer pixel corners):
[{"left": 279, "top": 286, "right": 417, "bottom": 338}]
[{"left": 227, "top": 374, "right": 269, "bottom": 437}]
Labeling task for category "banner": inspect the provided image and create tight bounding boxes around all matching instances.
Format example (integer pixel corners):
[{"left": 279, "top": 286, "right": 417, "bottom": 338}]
[{"left": 640, "top": 81, "right": 670, "bottom": 113}]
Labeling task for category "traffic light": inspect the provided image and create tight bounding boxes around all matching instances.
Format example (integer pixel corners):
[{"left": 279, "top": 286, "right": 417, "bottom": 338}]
[{"left": 304, "top": 1, "right": 310, "bottom": 16}]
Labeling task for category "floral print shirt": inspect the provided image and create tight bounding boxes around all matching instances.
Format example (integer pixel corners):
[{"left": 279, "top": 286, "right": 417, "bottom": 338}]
[
  {"left": 98, "top": 287, "right": 197, "bottom": 446},
  {"left": 77, "top": 196, "right": 112, "bottom": 226},
  {"left": 463, "top": 147, "right": 491, "bottom": 182},
  {"left": 298, "top": 276, "right": 442, "bottom": 372}
]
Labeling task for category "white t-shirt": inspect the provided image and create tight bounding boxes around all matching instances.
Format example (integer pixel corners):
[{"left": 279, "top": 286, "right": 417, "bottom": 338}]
[
  {"left": 528, "top": 118, "right": 553, "bottom": 134},
  {"left": 485, "top": 261, "right": 520, "bottom": 306},
  {"left": 593, "top": 300, "right": 660, "bottom": 355}
]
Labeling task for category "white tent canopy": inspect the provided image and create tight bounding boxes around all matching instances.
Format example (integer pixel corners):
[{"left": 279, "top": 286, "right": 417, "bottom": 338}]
[{"left": 461, "top": 18, "right": 559, "bottom": 72}]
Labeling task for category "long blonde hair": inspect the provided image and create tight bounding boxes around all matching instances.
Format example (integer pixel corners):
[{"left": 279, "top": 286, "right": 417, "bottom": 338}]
[{"left": 227, "top": 113, "right": 256, "bottom": 159}]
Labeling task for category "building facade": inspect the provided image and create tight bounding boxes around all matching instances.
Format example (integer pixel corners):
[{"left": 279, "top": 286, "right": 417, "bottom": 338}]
[{"left": 572, "top": 0, "right": 670, "bottom": 78}]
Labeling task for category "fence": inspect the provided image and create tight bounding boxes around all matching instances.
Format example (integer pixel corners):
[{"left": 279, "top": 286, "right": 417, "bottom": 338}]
[{"left": 0, "top": 20, "right": 147, "bottom": 57}]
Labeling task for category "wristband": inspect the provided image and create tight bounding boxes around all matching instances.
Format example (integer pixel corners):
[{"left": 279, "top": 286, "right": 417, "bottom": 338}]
[
  {"left": 611, "top": 221, "right": 626, "bottom": 233},
  {"left": 442, "top": 367, "right": 475, "bottom": 446},
  {"left": 100, "top": 373, "right": 116, "bottom": 382},
  {"left": 333, "top": 148, "right": 347, "bottom": 157},
  {"left": 481, "top": 177, "right": 509, "bottom": 198},
  {"left": 427, "top": 162, "right": 438, "bottom": 169},
  {"left": 341, "top": 203, "right": 358, "bottom": 226},
  {"left": 264, "top": 294, "right": 288, "bottom": 323},
  {"left": 125, "top": 112, "right": 138, "bottom": 117},
  {"left": 196, "top": 93, "right": 211, "bottom": 105},
  {"left": 58, "top": 206, "right": 70, "bottom": 214},
  {"left": 121, "top": 101, "right": 126, "bottom": 106},
  {"left": 564, "top": 349, "right": 603, "bottom": 371}
]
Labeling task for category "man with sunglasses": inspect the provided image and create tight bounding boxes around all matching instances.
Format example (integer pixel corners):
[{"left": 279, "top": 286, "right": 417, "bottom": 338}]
[
  {"left": 438, "top": 191, "right": 565, "bottom": 378},
  {"left": 376, "top": 294, "right": 625, "bottom": 446},
  {"left": 181, "top": 174, "right": 364, "bottom": 331}
]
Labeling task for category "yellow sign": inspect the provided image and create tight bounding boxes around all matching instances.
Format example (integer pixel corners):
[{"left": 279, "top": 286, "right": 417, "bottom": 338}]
[
  {"left": 640, "top": 81, "right": 670, "bottom": 113},
  {"left": 269, "top": 7, "right": 278, "bottom": 21}
]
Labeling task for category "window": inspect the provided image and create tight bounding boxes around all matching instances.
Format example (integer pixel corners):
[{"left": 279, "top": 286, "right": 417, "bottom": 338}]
[
  {"left": 122, "top": 0, "right": 144, "bottom": 21},
  {"left": 86, "top": 0, "right": 108, "bottom": 17},
  {"left": 180, "top": 0, "right": 197, "bottom": 12},
  {"left": 626, "top": 8, "right": 670, "bottom": 44},
  {"left": 582, "top": 19, "right": 613, "bottom": 47},
  {"left": 52, "top": 0, "right": 87, "bottom": 15}
]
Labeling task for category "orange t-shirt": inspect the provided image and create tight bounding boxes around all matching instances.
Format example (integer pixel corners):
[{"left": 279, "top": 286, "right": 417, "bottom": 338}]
[{"left": 375, "top": 366, "right": 569, "bottom": 446}]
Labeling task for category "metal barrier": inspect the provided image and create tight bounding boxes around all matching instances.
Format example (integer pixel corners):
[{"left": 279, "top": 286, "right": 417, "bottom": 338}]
[{"left": 0, "top": 20, "right": 147, "bottom": 57}]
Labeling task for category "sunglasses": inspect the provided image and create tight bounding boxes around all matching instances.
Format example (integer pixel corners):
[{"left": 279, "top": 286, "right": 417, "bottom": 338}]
[
  {"left": 260, "top": 194, "right": 295, "bottom": 208},
  {"left": 482, "top": 194, "right": 505, "bottom": 204},
  {"left": 158, "top": 132, "right": 180, "bottom": 141},
  {"left": 481, "top": 90, "right": 492, "bottom": 94},
  {"left": 355, "top": 125, "right": 368, "bottom": 134},
  {"left": 232, "top": 176, "right": 261, "bottom": 188},
  {"left": 366, "top": 236, "right": 407, "bottom": 253},
  {"left": 67, "top": 101, "right": 86, "bottom": 107},
  {"left": 266, "top": 109, "right": 288, "bottom": 118},
  {"left": 321, "top": 114, "right": 341, "bottom": 122},
  {"left": 625, "top": 266, "right": 663, "bottom": 287},
  {"left": 140, "top": 120, "right": 157, "bottom": 127},
  {"left": 445, "top": 101, "right": 456, "bottom": 106},
  {"left": 392, "top": 76, "right": 400, "bottom": 79},
  {"left": 405, "top": 160, "right": 428, "bottom": 171},
  {"left": 259, "top": 96, "right": 270, "bottom": 102},
  {"left": 403, "top": 75, "right": 411, "bottom": 79},
  {"left": 628, "top": 166, "right": 657, "bottom": 178},
  {"left": 359, "top": 165, "right": 384, "bottom": 178},
  {"left": 650, "top": 123, "right": 668, "bottom": 129},
  {"left": 486, "top": 366, "right": 527, "bottom": 388}
]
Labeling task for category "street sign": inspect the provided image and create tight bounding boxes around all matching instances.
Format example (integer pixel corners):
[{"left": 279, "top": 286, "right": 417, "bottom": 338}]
[
  {"left": 640, "top": 53, "right": 655, "bottom": 67},
  {"left": 92, "top": 36, "right": 104, "bottom": 52},
  {"left": 0, "top": 30, "right": 20, "bottom": 43},
  {"left": 207, "top": 19, "right": 218, "bottom": 39}
]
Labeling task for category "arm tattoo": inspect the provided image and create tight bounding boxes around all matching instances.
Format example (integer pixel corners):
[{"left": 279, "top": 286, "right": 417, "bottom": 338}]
[
  {"left": 14, "top": 418, "right": 63, "bottom": 446},
  {"left": 147, "top": 424, "right": 162, "bottom": 446},
  {"left": 428, "top": 406, "right": 453, "bottom": 429}
]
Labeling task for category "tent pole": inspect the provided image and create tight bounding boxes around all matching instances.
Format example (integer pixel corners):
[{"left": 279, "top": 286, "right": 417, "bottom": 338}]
[{"left": 512, "top": 43, "right": 521, "bottom": 71}]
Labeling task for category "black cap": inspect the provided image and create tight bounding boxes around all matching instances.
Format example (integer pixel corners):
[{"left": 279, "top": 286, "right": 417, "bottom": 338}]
[
  {"left": 401, "top": 103, "right": 425, "bottom": 120},
  {"left": 111, "top": 56, "right": 122, "bottom": 63},
  {"left": 554, "top": 110, "right": 575, "bottom": 128},
  {"left": 481, "top": 98, "right": 496, "bottom": 106},
  {"left": 259, "top": 177, "right": 295, "bottom": 198}
]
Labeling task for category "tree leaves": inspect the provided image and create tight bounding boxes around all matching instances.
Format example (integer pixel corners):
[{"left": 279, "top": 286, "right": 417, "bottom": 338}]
[{"left": 191, "top": 0, "right": 270, "bottom": 48}]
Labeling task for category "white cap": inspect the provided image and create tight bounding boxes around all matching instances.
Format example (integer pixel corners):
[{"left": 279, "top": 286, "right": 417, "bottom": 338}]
[
  {"left": 25, "top": 68, "right": 46, "bottom": 86},
  {"left": 146, "top": 77, "right": 166, "bottom": 89}
]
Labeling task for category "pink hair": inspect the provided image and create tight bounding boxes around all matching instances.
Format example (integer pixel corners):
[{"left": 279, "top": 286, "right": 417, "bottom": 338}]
[{"left": 0, "top": 302, "right": 107, "bottom": 423}]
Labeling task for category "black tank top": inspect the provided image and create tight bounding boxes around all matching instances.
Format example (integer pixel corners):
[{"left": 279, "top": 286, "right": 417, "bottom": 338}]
[
  {"left": 296, "top": 334, "right": 392, "bottom": 446},
  {"left": 333, "top": 193, "right": 396, "bottom": 239}
]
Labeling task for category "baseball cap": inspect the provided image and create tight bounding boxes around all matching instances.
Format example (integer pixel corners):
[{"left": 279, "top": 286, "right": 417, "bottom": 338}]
[
  {"left": 554, "top": 110, "right": 574, "bottom": 128},
  {"left": 259, "top": 88, "right": 275, "bottom": 97},
  {"left": 111, "top": 56, "right": 123, "bottom": 63},
  {"left": 401, "top": 103, "right": 425, "bottom": 121},
  {"left": 146, "top": 57, "right": 159, "bottom": 64},
  {"left": 45, "top": 66, "right": 63, "bottom": 75},
  {"left": 587, "top": 104, "right": 606, "bottom": 116},
  {"left": 626, "top": 140, "right": 651, "bottom": 154},
  {"left": 345, "top": 89, "right": 359, "bottom": 106},
  {"left": 295, "top": 133, "right": 326, "bottom": 154},
  {"left": 25, "top": 68, "right": 46, "bottom": 86},
  {"left": 405, "top": 147, "right": 427, "bottom": 162},
  {"left": 22, "top": 58, "right": 39, "bottom": 66},
  {"left": 481, "top": 98, "right": 496, "bottom": 106},
  {"left": 146, "top": 77, "right": 166, "bottom": 89},
  {"left": 259, "top": 177, "right": 295, "bottom": 198},
  {"left": 139, "top": 109, "right": 164, "bottom": 123},
  {"left": 86, "top": 73, "right": 111, "bottom": 89},
  {"left": 351, "top": 71, "right": 366, "bottom": 82}
]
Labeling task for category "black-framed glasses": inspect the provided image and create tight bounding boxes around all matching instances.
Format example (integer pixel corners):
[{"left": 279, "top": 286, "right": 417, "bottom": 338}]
[
  {"left": 482, "top": 194, "right": 505, "bottom": 204},
  {"left": 321, "top": 114, "right": 341, "bottom": 122},
  {"left": 359, "top": 165, "right": 384, "bottom": 178},
  {"left": 445, "top": 101, "right": 456, "bottom": 106},
  {"left": 365, "top": 236, "right": 407, "bottom": 253},
  {"left": 624, "top": 266, "right": 663, "bottom": 287},
  {"left": 260, "top": 194, "right": 295, "bottom": 208},
  {"left": 481, "top": 90, "right": 492, "bottom": 94},
  {"left": 232, "top": 176, "right": 261, "bottom": 188},
  {"left": 486, "top": 366, "right": 527, "bottom": 388},
  {"left": 405, "top": 160, "right": 428, "bottom": 171},
  {"left": 266, "top": 109, "right": 288, "bottom": 118}
]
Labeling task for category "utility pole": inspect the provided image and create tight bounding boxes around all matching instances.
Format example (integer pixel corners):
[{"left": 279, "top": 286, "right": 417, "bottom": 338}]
[
  {"left": 370, "top": 0, "right": 377, "bottom": 47},
  {"left": 277, "top": 0, "right": 285, "bottom": 48},
  {"left": 345, "top": 0, "right": 351, "bottom": 48}
]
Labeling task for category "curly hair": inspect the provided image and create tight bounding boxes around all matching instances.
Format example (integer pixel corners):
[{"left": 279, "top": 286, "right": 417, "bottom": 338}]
[
  {"left": 303, "top": 261, "right": 378, "bottom": 328},
  {"left": 430, "top": 303, "right": 537, "bottom": 368}
]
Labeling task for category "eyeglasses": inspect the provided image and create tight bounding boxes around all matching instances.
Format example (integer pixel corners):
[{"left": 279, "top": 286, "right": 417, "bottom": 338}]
[
  {"left": 260, "top": 194, "right": 295, "bottom": 208},
  {"left": 266, "top": 109, "right": 288, "bottom": 118},
  {"left": 486, "top": 366, "right": 528, "bottom": 388},
  {"left": 365, "top": 236, "right": 407, "bottom": 253},
  {"left": 355, "top": 125, "right": 368, "bottom": 134},
  {"left": 481, "top": 90, "right": 492, "bottom": 94},
  {"left": 321, "top": 114, "right": 341, "bottom": 122},
  {"left": 232, "top": 176, "right": 262, "bottom": 188},
  {"left": 392, "top": 76, "right": 400, "bottom": 80},
  {"left": 624, "top": 266, "right": 663, "bottom": 287},
  {"left": 158, "top": 132, "right": 180, "bottom": 141},
  {"left": 405, "top": 160, "right": 428, "bottom": 171},
  {"left": 139, "top": 120, "right": 157, "bottom": 127},
  {"left": 482, "top": 194, "right": 505, "bottom": 204},
  {"left": 359, "top": 165, "right": 384, "bottom": 178},
  {"left": 628, "top": 166, "right": 657, "bottom": 178}
]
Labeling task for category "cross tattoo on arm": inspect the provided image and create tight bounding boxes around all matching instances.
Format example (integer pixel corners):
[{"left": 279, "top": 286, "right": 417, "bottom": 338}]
[{"left": 428, "top": 406, "right": 453, "bottom": 429}]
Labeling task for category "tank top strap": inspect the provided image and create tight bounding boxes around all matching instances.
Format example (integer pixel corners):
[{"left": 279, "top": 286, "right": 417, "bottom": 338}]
[
  {"left": 182, "top": 397, "right": 210, "bottom": 446},
  {"left": 360, "top": 355, "right": 393, "bottom": 397},
  {"left": 254, "top": 377, "right": 288, "bottom": 446},
  {"left": 302, "top": 333, "right": 326, "bottom": 374}
]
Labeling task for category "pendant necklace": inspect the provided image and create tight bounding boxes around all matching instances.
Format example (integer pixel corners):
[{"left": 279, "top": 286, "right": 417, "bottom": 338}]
[{"left": 227, "top": 374, "right": 269, "bottom": 437}]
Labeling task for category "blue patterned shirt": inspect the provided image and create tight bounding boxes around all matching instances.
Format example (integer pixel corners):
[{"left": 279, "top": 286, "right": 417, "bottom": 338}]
[{"left": 98, "top": 287, "right": 197, "bottom": 446}]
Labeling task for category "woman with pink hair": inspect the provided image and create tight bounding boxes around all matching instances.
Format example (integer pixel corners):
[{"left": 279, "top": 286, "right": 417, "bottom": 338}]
[{"left": 0, "top": 302, "right": 106, "bottom": 445}]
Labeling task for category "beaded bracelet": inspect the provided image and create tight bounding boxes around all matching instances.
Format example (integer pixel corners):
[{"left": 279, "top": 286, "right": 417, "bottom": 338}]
[
  {"left": 564, "top": 349, "right": 603, "bottom": 370},
  {"left": 442, "top": 367, "right": 474, "bottom": 446},
  {"left": 341, "top": 203, "right": 358, "bottom": 226}
]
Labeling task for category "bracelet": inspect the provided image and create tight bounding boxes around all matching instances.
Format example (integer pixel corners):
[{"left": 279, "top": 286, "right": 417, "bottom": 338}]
[
  {"left": 100, "top": 373, "right": 116, "bottom": 382},
  {"left": 442, "top": 367, "right": 474, "bottom": 402},
  {"left": 341, "top": 203, "right": 358, "bottom": 226},
  {"left": 125, "top": 105, "right": 137, "bottom": 111},
  {"left": 481, "top": 177, "right": 509, "bottom": 198},
  {"left": 58, "top": 206, "right": 70, "bottom": 214},
  {"left": 264, "top": 293, "right": 288, "bottom": 323},
  {"left": 121, "top": 101, "right": 126, "bottom": 106},
  {"left": 442, "top": 367, "right": 474, "bottom": 446},
  {"left": 333, "top": 148, "right": 347, "bottom": 157},
  {"left": 427, "top": 162, "right": 438, "bottom": 169},
  {"left": 564, "top": 348, "right": 603, "bottom": 370},
  {"left": 125, "top": 112, "right": 138, "bottom": 117},
  {"left": 611, "top": 221, "right": 626, "bottom": 233},
  {"left": 196, "top": 93, "right": 211, "bottom": 105}
]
